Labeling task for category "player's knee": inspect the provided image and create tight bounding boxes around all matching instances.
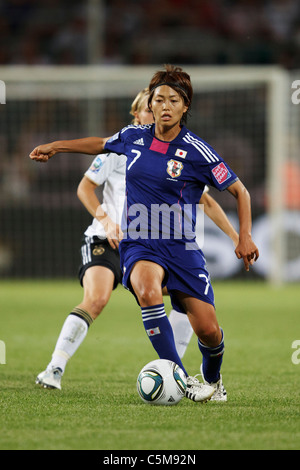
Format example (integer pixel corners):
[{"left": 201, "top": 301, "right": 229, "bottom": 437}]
[
  {"left": 199, "top": 324, "right": 222, "bottom": 348},
  {"left": 135, "top": 285, "right": 162, "bottom": 307}
]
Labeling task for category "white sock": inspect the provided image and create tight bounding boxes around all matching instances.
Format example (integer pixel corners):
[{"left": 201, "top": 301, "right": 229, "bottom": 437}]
[
  {"left": 47, "top": 314, "right": 89, "bottom": 374},
  {"left": 168, "top": 309, "right": 194, "bottom": 359}
]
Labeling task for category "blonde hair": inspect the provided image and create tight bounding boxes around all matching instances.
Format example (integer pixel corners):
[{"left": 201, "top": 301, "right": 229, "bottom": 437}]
[{"left": 130, "top": 88, "right": 150, "bottom": 124}]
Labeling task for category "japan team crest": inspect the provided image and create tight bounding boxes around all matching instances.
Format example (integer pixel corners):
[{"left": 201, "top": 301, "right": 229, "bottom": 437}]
[{"left": 166, "top": 159, "right": 184, "bottom": 178}]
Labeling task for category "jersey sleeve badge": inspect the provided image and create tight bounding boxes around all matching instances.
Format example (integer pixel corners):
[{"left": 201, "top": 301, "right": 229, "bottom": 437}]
[
  {"left": 89, "top": 155, "right": 104, "bottom": 173},
  {"left": 211, "top": 162, "right": 231, "bottom": 185}
]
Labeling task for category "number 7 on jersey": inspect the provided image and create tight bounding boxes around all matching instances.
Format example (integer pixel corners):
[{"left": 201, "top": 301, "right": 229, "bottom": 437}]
[{"left": 127, "top": 150, "right": 141, "bottom": 171}]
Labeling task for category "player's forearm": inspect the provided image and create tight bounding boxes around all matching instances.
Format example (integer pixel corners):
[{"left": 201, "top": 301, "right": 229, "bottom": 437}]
[
  {"left": 235, "top": 186, "right": 252, "bottom": 240},
  {"left": 202, "top": 198, "right": 239, "bottom": 246},
  {"left": 77, "top": 176, "right": 107, "bottom": 220},
  {"left": 30, "top": 137, "right": 110, "bottom": 163},
  {"left": 52, "top": 137, "right": 107, "bottom": 155},
  {"left": 228, "top": 180, "right": 259, "bottom": 270},
  {"left": 226, "top": 181, "right": 252, "bottom": 238},
  {"left": 77, "top": 183, "right": 99, "bottom": 219}
]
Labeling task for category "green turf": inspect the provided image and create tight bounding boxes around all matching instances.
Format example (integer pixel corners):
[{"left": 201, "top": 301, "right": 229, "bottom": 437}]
[{"left": 0, "top": 280, "right": 299, "bottom": 450}]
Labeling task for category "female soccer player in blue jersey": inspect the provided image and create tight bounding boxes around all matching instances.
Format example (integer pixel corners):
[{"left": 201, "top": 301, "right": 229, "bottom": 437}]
[{"left": 30, "top": 65, "right": 259, "bottom": 402}]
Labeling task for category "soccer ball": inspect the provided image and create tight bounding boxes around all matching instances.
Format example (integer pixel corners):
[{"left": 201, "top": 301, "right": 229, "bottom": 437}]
[{"left": 136, "top": 359, "right": 187, "bottom": 405}]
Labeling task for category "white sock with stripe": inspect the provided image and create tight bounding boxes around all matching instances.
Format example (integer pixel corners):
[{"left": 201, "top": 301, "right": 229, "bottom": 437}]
[{"left": 47, "top": 309, "right": 93, "bottom": 374}]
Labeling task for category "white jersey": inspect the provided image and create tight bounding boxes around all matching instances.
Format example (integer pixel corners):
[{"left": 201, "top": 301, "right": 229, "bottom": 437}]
[{"left": 83, "top": 152, "right": 126, "bottom": 239}]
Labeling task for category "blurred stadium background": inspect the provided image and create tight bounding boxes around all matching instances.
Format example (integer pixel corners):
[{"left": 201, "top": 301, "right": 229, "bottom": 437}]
[{"left": 0, "top": 0, "right": 299, "bottom": 285}]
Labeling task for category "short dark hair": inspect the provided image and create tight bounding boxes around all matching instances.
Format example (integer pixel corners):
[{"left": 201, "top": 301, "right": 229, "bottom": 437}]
[{"left": 148, "top": 64, "right": 193, "bottom": 123}]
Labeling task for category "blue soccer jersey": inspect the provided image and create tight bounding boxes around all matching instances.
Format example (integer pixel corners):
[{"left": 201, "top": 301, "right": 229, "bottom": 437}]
[
  {"left": 104, "top": 124, "right": 238, "bottom": 242},
  {"left": 104, "top": 123, "right": 238, "bottom": 308}
]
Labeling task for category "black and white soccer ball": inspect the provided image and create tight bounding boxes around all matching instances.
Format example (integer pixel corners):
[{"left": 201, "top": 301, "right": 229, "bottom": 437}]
[{"left": 136, "top": 359, "right": 187, "bottom": 405}]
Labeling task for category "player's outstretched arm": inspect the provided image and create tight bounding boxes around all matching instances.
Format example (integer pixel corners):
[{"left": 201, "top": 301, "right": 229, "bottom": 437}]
[
  {"left": 226, "top": 180, "right": 259, "bottom": 271},
  {"left": 29, "top": 137, "right": 110, "bottom": 163}
]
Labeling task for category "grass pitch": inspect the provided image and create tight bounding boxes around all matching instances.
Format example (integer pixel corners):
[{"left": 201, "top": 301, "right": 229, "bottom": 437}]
[{"left": 0, "top": 279, "right": 299, "bottom": 450}]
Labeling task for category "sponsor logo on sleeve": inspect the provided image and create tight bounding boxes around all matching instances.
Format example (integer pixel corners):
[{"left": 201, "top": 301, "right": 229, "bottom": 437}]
[
  {"left": 90, "top": 156, "right": 104, "bottom": 173},
  {"left": 211, "top": 162, "right": 231, "bottom": 184}
]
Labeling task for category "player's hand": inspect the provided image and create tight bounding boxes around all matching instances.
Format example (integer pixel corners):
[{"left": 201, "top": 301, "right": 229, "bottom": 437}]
[
  {"left": 29, "top": 143, "right": 57, "bottom": 162},
  {"left": 235, "top": 237, "right": 259, "bottom": 272},
  {"left": 101, "top": 217, "right": 123, "bottom": 250}
]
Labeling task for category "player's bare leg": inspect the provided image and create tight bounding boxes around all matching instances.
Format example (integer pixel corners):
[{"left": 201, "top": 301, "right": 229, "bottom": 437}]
[
  {"left": 78, "top": 265, "right": 115, "bottom": 319},
  {"left": 36, "top": 266, "right": 114, "bottom": 389}
]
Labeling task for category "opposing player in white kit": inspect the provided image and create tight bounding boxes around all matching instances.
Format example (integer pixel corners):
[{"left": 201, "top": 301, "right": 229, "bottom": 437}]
[
  {"left": 35, "top": 89, "right": 150, "bottom": 391},
  {"left": 35, "top": 88, "right": 239, "bottom": 394}
]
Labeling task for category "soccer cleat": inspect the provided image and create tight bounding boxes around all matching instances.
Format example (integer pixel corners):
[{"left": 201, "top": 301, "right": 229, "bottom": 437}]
[
  {"left": 200, "top": 364, "right": 227, "bottom": 402},
  {"left": 35, "top": 368, "right": 62, "bottom": 390},
  {"left": 185, "top": 375, "right": 214, "bottom": 402}
]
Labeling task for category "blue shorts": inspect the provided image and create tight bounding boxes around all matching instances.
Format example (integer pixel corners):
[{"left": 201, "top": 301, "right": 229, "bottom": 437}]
[{"left": 119, "top": 238, "right": 215, "bottom": 312}]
